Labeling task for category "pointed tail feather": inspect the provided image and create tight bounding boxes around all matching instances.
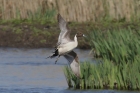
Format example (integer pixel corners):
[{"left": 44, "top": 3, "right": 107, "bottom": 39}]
[{"left": 47, "top": 49, "right": 59, "bottom": 59}]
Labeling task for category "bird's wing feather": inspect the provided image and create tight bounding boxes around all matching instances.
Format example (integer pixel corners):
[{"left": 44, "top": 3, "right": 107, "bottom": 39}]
[
  {"left": 64, "top": 51, "right": 80, "bottom": 77},
  {"left": 57, "top": 14, "right": 72, "bottom": 46}
]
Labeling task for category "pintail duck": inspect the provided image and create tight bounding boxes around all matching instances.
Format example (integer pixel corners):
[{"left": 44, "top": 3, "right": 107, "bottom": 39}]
[{"left": 47, "top": 14, "right": 85, "bottom": 77}]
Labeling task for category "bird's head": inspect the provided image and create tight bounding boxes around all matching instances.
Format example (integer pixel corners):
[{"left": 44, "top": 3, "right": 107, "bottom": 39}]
[{"left": 76, "top": 32, "right": 86, "bottom": 37}]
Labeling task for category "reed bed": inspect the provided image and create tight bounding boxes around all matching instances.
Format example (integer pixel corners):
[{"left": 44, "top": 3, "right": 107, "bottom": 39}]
[
  {"left": 64, "top": 28, "right": 140, "bottom": 90},
  {"left": 0, "top": 0, "right": 140, "bottom": 22},
  {"left": 0, "top": 0, "right": 56, "bottom": 24},
  {"left": 89, "top": 28, "right": 140, "bottom": 64},
  {"left": 64, "top": 59, "right": 140, "bottom": 90}
]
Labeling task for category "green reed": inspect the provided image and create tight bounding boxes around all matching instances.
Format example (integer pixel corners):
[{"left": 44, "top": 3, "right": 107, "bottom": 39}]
[
  {"left": 89, "top": 28, "right": 140, "bottom": 64},
  {"left": 64, "top": 58, "right": 140, "bottom": 90},
  {"left": 64, "top": 28, "right": 140, "bottom": 90}
]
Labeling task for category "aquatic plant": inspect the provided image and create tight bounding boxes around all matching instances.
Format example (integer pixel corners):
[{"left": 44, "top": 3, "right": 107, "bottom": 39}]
[
  {"left": 64, "top": 28, "right": 140, "bottom": 90},
  {"left": 89, "top": 28, "right": 140, "bottom": 64},
  {"left": 64, "top": 58, "right": 140, "bottom": 90}
]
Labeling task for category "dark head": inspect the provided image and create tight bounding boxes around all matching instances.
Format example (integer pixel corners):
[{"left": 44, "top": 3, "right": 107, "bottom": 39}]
[{"left": 76, "top": 32, "right": 86, "bottom": 37}]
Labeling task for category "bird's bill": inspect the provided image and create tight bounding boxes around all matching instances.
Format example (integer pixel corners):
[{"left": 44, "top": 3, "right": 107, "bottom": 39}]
[{"left": 83, "top": 34, "right": 87, "bottom": 37}]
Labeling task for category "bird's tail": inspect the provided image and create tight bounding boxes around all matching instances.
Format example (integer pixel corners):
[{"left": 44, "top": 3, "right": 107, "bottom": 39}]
[{"left": 47, "top": 49, "right": 59, "bottom": 59}]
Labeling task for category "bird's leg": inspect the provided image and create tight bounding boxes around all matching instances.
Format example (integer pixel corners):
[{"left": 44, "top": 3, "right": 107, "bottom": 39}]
[
  {"left": 55, "top": 55, "right": 60, "bottom": 64},
  {"left": 46, "top": 56, "right": 50, "bottom": 59}
]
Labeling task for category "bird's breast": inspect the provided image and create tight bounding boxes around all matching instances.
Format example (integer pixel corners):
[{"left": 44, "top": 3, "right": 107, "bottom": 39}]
[{"left": 58, "top": 42, "right": 78, "bottom": 55}]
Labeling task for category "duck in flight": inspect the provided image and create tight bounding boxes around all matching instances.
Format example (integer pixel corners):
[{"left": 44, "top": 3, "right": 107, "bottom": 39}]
[{"left": 47, "top": 14, "right": 85, "bottom": 77}]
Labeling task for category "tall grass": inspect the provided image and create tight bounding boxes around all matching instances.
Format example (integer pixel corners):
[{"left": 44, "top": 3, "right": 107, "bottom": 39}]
[
  {"left": 64, "top": 28, "right": 140, "bottom": 90},
  {"left": 27, "top": 8, "right": 56, "bottom": 24},
  {"left": 64, "top": 58, "right": 140, "bottom": 90},
  {"left": 0, "top": 0, "right": 56, "bottom": 24},
  {"left": 0, "top": 0, "right": 140, "bottom": 22},
  {"left": 89, "top": 28, "right": 140, "bottom": 64},
  {"left": 0, "top": 8, "right": 56, "bottom": 25}
]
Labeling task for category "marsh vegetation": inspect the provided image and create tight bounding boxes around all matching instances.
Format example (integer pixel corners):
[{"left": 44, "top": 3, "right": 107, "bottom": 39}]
[
  {"left": 0, "top": 0, "right": 140, "bottom": 22},
  {"left": 64, "top": 28, "right": 140, "bottom": 90}
]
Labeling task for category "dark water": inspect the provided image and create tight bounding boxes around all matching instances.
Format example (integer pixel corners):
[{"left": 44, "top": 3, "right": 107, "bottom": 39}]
[{"left": 0, "top": 48, "right": 139, "bottom": 93}]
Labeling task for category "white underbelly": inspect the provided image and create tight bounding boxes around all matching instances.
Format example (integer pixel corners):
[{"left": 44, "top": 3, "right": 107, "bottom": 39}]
[
  {"left": 58, "top": 42, "right": 77, "bottom": 55},
  {"left": 58, "top": 46, "right": 75, "bottom": 55}
]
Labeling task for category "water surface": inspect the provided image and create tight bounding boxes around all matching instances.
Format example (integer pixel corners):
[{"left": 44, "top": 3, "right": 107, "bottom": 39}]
[{"left": 0, "top": 48, "right": 139, "bottom": 93}]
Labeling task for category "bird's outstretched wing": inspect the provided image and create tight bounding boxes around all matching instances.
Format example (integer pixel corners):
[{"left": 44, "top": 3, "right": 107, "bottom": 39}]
[
  {"left": 57, "top": 14, "right": 72, "bottom": 46},
  {"left": 64, "top": 51, "right": 80, "bottom": 77}
]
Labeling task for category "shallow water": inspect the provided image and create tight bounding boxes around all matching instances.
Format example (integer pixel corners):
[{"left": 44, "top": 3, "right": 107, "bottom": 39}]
[{"left": 0, "top": 48, "right": 139, "bottom": 93}]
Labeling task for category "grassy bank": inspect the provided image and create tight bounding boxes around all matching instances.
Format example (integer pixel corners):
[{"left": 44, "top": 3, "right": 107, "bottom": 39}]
[
  {"left": 64, "top": 27, "right": 140, "bottom": 90},
  {"left": 64, "top": 60, "right": 140, "bottom": 90},
  {"left": 0, "top": 3, "right": 140, "bottom": 48},
  {"left": 0, "top": 18, "right": 89, "bottom": 48},
  {"left": 0, "top": 19, "right": 140, "bottom": 48}
]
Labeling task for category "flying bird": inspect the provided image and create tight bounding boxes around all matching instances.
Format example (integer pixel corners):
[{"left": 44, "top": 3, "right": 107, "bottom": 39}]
[{"left": 47, "top": 14, "right": 85, "bottom": 77}]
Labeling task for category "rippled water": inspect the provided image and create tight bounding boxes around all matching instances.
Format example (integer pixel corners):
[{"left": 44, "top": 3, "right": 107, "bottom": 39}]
[{"left": 0, "top": 48, "right": 139, "bottom": 93}]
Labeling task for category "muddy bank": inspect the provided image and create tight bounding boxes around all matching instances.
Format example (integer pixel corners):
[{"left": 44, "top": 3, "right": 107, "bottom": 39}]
[
  {"left": 0, "top": 22, "right": 90, "bottom": 49},
  {"left": 0, "top": 21, "right": 139, "bottom": 49}
]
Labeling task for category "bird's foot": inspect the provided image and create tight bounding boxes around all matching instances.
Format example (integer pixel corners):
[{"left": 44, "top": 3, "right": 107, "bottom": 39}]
[
  {"left": 46, "top": 56, "right": 50, "bottom": 59},
  {"left": 55, "top": 55, "right": 60, "bottom": 64},
  {"left": 55, "top": 60, "right": 57, "bottom": 64}
]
